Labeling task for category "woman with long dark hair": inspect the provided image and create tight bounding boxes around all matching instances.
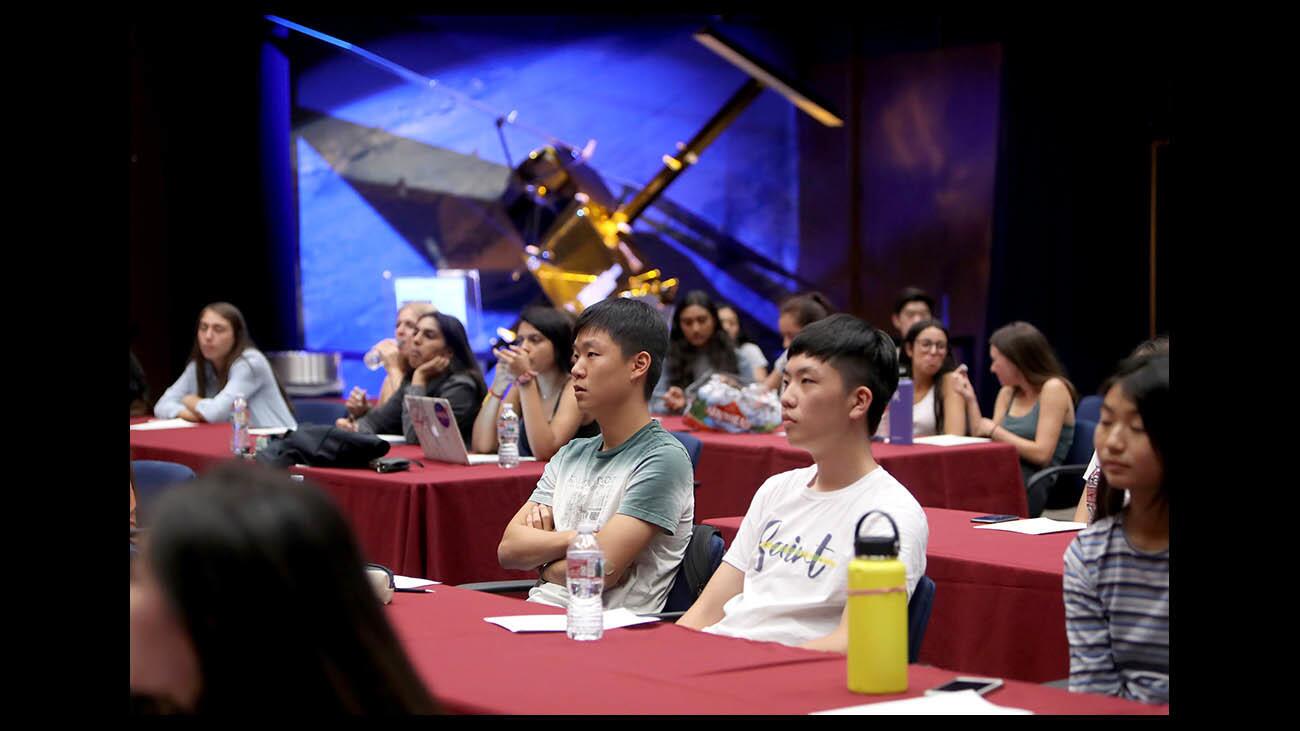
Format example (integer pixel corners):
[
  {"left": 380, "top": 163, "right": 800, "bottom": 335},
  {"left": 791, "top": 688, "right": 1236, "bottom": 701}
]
[
  {"left": 338, "top": 311, "right": 486, "bottom": 444},
  {"left": 954, "top": 321, "right": 1076, "bottom": 487},
  {"left": 154, "top": 302, "right": 296, "bottom": 429},
  {"left": 471, "top": 306, "right": 599, "bottom": 460},
  {"left": 653, "top": 290, "right": 743, "bottom": 414},
  {"left": 900, "top": 319, "right": 967, "bottom": 436},
  {"left": 1063, "top": 354, "right": 1168, "bottom": 704},
  {"left": 717, "top": 303, "right": 769, "bottom": 382},
  {"left": 129, "top": 462, "right": 437, "bottom": 714}
]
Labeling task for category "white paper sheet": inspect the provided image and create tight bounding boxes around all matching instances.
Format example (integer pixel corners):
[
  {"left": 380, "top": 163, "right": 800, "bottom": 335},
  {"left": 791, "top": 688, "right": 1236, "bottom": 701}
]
[
  {"left": 483, "top": 607, "right": 659, "bottom": 633},
  {"left": 812, "top": 690, "right": 1032, "bottom": 715},
  {"left": 249, "top": 427, "right": 289, "bottom": 436},
  {"left": 467, "top": 454, "right": 537, "bottom": 465},
  {"left": 393, "top": 575, "right": 441, "bottom": 589},
  {"left": 130, "top": 419, "right": 199, "bottom": 431},
  {"left": 913, "top": 434, "right": 992, "bottom": 446},
  {"left": 376, "top": 434, "right": 408, "bottom": 444},
  {"left": 973, "top": 517, "right": 1086, "bottom": 535}
]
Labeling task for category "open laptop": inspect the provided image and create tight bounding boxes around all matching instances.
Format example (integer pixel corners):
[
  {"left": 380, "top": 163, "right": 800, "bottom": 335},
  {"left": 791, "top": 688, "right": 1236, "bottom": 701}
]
[{"left": 405, "top": 395, "right": 535, "bottom": 466}]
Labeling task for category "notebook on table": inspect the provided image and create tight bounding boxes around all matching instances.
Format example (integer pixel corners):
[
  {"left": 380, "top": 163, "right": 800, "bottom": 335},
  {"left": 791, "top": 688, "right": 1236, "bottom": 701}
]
[{"left": 404, "top": 395, "right": 535, "bottom": 466}]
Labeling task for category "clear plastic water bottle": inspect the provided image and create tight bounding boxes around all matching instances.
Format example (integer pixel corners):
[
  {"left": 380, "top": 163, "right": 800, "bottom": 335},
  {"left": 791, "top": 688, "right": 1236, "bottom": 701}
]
[
  {"left": 497, "top": 402, "right": 520, "bottom": 469},
  {"left": 230, "top": 394, "right": 254, "bottom": 458},
  {"left": 363, "top": 344, "right": 386, "bottom": 371},
  {"left": 566, "top": 521, "right": 605, "bottom": 641}
]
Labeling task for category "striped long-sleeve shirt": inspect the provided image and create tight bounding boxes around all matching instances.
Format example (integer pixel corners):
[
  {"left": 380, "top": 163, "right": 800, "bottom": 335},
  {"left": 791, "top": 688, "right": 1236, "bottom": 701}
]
[{"left": 1062, "top": 512, "right": 1169, "bottom": 705}]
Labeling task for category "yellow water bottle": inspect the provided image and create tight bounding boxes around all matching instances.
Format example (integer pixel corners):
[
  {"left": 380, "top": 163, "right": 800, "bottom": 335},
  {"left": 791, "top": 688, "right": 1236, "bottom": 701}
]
[{"left": 846, "top": 510, "right": 908, "bottom": 694}]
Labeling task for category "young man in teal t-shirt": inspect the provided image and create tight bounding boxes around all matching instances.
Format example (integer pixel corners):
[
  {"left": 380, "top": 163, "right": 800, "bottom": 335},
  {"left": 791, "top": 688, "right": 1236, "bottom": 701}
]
[{"left": 497, "top": 298, "right": 695, "bottom": 614}]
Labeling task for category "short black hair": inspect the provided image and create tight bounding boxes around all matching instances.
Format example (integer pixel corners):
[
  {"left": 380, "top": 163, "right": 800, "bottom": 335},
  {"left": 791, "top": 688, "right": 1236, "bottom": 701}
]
[
  {"left": 893, "top": 287, "right": 936, "bottom": 316},
  {"left": 573, "top": 297, "right": 669, "bottom": 401},
  {"left": 788, "top": 313, "right": 899, "bottom": 433}
]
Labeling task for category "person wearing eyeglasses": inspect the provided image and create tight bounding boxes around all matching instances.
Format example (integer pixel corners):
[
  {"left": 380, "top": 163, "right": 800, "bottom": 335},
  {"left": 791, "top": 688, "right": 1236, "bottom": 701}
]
[{"left": 898, "top": 319, "right": 969, "bottom": 437}]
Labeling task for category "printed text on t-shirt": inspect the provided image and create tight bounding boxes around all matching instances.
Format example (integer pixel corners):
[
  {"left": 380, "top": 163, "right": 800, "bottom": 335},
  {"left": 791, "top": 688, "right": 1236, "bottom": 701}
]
[
  {"left": 755, "top": 519, "right": 838, "bottom": 579},
  {"left": 560, "top": 473, "right": 619, "bottom": 527}
]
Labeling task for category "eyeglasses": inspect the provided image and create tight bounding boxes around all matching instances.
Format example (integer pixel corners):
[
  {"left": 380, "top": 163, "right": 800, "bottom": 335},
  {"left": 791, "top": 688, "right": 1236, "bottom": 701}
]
[{"left": 916, "top": 340, "right": 948, "bottom": 352}]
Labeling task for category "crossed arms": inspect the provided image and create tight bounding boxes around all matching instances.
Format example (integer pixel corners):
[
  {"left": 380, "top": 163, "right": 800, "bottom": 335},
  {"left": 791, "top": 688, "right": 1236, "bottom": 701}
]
[{"left": 498, "top": 502, "right": 662, "bottom": 587}]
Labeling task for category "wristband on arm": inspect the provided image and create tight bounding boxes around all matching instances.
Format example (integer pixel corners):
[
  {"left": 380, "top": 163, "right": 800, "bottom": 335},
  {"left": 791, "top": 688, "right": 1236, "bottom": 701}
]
[{"left": 538, "top": 558, "right": 558, "bottom": 583}]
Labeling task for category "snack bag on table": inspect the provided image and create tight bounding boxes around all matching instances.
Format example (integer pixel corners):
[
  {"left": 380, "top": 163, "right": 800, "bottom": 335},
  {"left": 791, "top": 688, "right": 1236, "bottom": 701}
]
[{"left": 682, "top": 373, "right": 782, "bottom": 434}]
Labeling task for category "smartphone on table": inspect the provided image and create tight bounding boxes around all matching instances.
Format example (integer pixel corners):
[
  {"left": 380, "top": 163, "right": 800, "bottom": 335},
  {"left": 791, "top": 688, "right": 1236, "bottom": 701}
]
[
  {"left": 924, "top": 676, "right": 1004, "bottom": 696},
  {"left": 970, "top": 514, "right": 1019, "bottom": 524}
]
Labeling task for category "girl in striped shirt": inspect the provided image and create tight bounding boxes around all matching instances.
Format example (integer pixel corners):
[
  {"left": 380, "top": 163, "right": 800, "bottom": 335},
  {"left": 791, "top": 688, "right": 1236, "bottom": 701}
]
[{"left": 1063, "top": 354, "right": 1169, "bottom": 705}]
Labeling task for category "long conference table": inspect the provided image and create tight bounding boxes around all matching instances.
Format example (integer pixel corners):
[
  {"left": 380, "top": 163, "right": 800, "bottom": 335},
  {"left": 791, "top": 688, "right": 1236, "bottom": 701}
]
[
  {"left": 704, "top": 507, "right": 1078, "bottom": 683},
  {"left": 388, "top": 584, "right": 1164, "bottom": 715},
  {"left": 130, "top": 417, "right": 1027, "bottom": 584}
]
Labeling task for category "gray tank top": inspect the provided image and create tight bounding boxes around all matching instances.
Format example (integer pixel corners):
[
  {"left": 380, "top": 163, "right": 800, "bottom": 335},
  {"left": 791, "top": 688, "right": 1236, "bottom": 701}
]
[{"left": 1000, "top": 396, "right": 1075, "bottom": 487}]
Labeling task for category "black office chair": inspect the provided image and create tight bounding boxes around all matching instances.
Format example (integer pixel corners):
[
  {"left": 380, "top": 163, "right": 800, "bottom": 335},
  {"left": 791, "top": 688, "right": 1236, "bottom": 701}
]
[
  {"left": 291, "top": 398, "right": 349, "bottom": 425},
  {"left": 643, "top": 525, "right": 724, "bottom": 619},
  {"left": 457, "top": 524, "right": 725, "bottom": 616},
  {"left": 908, "top": 575, "right": 936, "bottom": 663},
  {"left": 1026, "top": 419, "right": 1097, "bottom": 518},
  {"left": 1076, "top": 395, "right": 1102, "bottom": 424},
  {"left": 670, "top": 431, "right": 703, "bottom": 470},
  {"left": 669, "top": 430, "right": 704, "bottom": 490},
  {"left": 131, "top": 460, "right": 197, "bottom": 527}
]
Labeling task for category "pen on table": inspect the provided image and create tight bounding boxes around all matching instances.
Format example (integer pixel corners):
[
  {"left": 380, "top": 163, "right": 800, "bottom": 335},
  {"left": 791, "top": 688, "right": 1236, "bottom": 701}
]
[{"left": 394, "top": 587, "right": 436, "bottom": 593}]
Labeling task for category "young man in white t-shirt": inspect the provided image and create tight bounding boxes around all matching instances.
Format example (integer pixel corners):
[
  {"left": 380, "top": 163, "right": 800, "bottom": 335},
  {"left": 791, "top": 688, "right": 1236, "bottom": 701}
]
[
  {"left": 496, "top": 298, "right": 695, "bottom": 614},
  {"left": 677, "top": 314, "right": 929, "bottom": 651}
]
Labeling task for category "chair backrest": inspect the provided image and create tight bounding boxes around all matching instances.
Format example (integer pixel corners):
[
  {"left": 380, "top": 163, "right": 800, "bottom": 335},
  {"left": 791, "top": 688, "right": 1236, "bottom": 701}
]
[
  {"left": 1067, "top": 419, "right": 1097, "bottom": 467},
  {"left": 670, "top": 431, "right": 703, "bottom": 470},
  {"left": 662, "top": 524, "right": 726, "bottom": 612},
  {"left": 1077, "top": 395, "right": 1102, "bottom": 424},
  {"left": 131, "top": 460, "right": 197, "bottom": 526},
  {"left": 907, "top": 575, "right": 936, "bottom": 664},
  {"left": 291, "top": 398, "right": 349, "bottom": 426},
  {"left": 1031, "top": 418, "right": 1099, "bottom": 515}
]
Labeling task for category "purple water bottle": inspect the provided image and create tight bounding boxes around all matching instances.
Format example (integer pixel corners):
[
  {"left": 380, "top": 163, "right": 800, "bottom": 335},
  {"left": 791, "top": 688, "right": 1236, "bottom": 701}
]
[{"left": 888, "top": 378, "right": 913, "bottom": 445}]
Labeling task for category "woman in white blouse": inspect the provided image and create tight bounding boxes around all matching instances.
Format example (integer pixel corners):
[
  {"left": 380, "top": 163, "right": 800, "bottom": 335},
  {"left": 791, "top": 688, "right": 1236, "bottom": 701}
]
[{"left": 901, "top": 319, "right": 967, "bottom": 437}]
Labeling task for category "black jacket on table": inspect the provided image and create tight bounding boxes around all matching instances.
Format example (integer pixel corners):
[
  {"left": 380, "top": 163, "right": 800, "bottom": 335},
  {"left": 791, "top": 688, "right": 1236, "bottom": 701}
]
[{"left": 354, "top": 371, "right": 485, "bottom": 445}]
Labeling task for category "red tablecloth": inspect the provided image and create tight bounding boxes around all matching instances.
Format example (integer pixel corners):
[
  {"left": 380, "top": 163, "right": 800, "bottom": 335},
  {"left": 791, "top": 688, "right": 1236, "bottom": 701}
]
[
  {"left": 704, "top": 506, "right": 1078, "bottom": 683},
  {"left": 130, "top": 418, "right": 1023, "bottom": 586},
  {"left": 657, "top": 416, "right": 1029, "bottom": 518},
  {"left": 130, "top": 421, "right": 542, "bottom": 584},
  {"left": 386, "top": 584, "right": 1164, "bottom": 715}
]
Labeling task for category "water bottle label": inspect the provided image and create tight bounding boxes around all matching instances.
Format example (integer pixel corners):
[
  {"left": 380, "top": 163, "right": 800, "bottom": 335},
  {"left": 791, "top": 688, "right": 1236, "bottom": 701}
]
[{"left": 567, "top": 556, "right": 604, "bottom": 580}]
